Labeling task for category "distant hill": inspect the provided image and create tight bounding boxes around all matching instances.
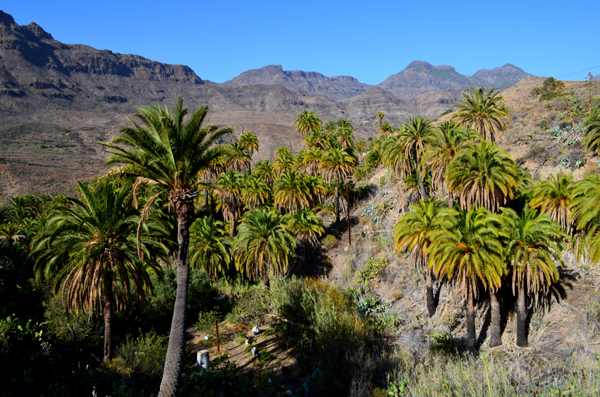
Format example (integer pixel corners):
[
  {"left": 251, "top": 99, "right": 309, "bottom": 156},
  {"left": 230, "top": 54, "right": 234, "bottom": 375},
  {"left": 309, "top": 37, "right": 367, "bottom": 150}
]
[
  {"left": 223, "top": 65, "right": 373, "bottom": 100},
  {"left": 378, "top": 61, "right": 532, "bottom": 98}
]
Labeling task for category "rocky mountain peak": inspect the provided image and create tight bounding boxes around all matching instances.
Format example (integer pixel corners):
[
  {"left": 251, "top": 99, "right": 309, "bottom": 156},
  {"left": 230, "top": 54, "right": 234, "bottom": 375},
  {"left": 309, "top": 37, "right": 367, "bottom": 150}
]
[
  {"left": 406, "top": 60, "right": 433, "bottom": 69},
  {"left": 0, "top": 10, "right": 16, "bottom": 27},
  {"left": 23, "top": 22, "right": 53, "bottom": 40}
]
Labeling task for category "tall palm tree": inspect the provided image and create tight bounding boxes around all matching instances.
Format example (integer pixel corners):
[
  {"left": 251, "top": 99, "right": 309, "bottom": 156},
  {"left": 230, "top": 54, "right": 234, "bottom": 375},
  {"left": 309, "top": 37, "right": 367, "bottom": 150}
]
[
  {"left": 32, "top": 182, "right": 166, "bottom": 362},
  {"left": 335, "top": 125, "right": 355, "bottom": 150},
  {"left": 100, "top": 98, "right": 231, "bottom": 396},
  {"left": 422, "top": 121, "right": 480, "bottom": 205},
  {"left": 189, "top": 216, "right": 231, "bottom": 277},
  {"left": 451, "top": 87, "right": 511, "bottom": 142},
  {"left": 428, "top": 207, "right": 505, "bottom": 348},
  {"left": 294, "top": 111, "right": 322, "bottom": 136},
  {"left": 397, "top": 117, "right": 437, "bottom": 202},
  {"left": 393, "top": 199, "right": 446, "bottom": 317},
  {"left": 500, "top": 206, "right": 565, "bottom": 347},
  {"left": 530, "top": 173, "right": 576, "bottom": 234},
  {"left": 319, "top": 148, "right": 356, "bottom": 222},
  {"left": 305, "top": 175, "right": 327, "bottom": 208},
  {"left": 446, "top": 141, "right": 518, "bottom": 212},
  {"left": 241, "top": 174, "right": 272, "bottom": 210},
  {"left": 274, "top": 170, "right": 311, "bottom": 212},
  {"left": 215, "top": 170, "right": 244, "bottom": 236},
  {"left": 234, "top": 209, "right": 295, "bottom": 282},
  {"left": 303, "top": 147, "right": 323, "bottom": 175},
  {"left": 583, "top": 105, "right": 600, "bottom": 155}
]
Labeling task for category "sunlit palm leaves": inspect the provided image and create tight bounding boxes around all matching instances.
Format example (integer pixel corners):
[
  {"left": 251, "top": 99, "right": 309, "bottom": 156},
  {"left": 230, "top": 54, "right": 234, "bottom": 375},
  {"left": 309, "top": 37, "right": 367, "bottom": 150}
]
[
  {"left": 451, "top": 87, "right": 511, "bottom": 142},
  {"left": 239, "top": 131, "right": 259, "bottom": 155},
  {"left": 446, "top": 141, "right": 518, "bottom": 212},
  {"left": 294, "top": 111, "right": 322, "bottom": 136},
  {"left": 234, "top": 209, "right": 295, "bottom": 281},
  {"left": 274, "top": 170, "right": 311, "bottom": 212},
  {"left": 190, "top": 216, "right": 231, "bottom": 276},
  {"left": 215, "top": 170, "right": 244, "bottom": 236},
  {"left": 530, "top": 173, "right": 576, "bottom": 233},
  {"left": 241, "top": 174, "right": 272, "bottom": 209}
]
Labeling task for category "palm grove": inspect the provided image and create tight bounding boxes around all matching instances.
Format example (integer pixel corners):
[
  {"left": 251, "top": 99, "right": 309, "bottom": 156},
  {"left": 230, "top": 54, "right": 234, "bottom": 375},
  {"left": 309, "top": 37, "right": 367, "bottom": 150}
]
[{"left": 1, "top": 82, "right": 600, "bottom": 395}]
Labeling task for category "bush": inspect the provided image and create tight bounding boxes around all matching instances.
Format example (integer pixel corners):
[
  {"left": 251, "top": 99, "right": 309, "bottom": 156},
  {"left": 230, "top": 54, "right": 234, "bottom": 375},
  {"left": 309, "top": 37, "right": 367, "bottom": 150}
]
[
  {"left": 269, "top": 278, "right": 377, "bottom": 395},
  {"left": 44, "top": 294, "right": 99, "bottom": 347},
  {"left": 321, "top": 234, "right": 338, "bottom": 249},
  {"left": 195, "top": 310, "right": 221, "bottom": 335},
  {"left": 355, "top": 257, "right": 388, "bottom": 288},
  {"left": 231, "top": 285, "right": 269, "bottom": 325},
  {"left": 391, "top": 291, "right": 403, "bottom": 301}
]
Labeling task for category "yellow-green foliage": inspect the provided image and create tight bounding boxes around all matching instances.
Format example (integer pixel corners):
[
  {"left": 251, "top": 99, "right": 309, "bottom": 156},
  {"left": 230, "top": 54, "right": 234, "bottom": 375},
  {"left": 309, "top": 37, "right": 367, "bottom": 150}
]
[
  {"left": 321, "top": 234, "right": 338, "bottom": 249},
  {"left": 355, "top": 257, "right": 388, "bottom": 287}
]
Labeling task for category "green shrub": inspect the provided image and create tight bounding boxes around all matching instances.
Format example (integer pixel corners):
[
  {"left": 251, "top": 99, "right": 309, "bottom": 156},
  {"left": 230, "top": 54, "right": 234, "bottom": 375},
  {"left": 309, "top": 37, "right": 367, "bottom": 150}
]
[
  {"left": 43, "top": 294, "right": 98, "bottom": 347},
  {"left": 321, "top": 234, "right": 338, "bottom": 249},
  {"left": 269, "top": 277, "right": 376, "bottom": 395},
  {"left": 231, "top": 286, "right": 269, "bottom": 325},
  {"left": 109, "top": 330, "right": 168, "bottom": 380},
  {"left": 195, "top": 310, "right": 221, "bottom": 335},
  {"left": 355, "top": 257, "right": 388, "bottom": 288},
  {"left": 391, "top": 291, "right": 402, "bottom": 301}
]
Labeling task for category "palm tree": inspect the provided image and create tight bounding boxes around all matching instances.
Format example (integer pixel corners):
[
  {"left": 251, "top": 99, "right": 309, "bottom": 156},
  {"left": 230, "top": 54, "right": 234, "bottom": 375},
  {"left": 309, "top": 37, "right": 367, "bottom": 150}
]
[
  {"left": 274, "top": 170, "right": 310, "bottom": 212},
  {"left": 451, "top": 87, "right": 511, "bottom": 142},
  {"left": 295, "top": 111, "right": 322, "bottom": 136},
  {"left": 530, "top": 173, "right": 576, "bottom": 234},
  {"left": 422, "top": 121, "right": 480, "bottom": 205},
  {"left": 583, "top": 105, "right": 600, "bottom": 155},
  {"left": 241, "top": 174, "right": 271, "bottom": 209},
  {"left": 32, "top": 182, "right": 166, "bottom": 362},
  {"left": 273, "top": 146, "right": 294, "bottom": 175},
  {"left": 100, "top": 98, "right": 231, "bottom": 396},
  {"left": 319, "top": 148, "right": 356, "bottom": 222},
  {"left": 397, "top": 117, "right": 437, "bottom": 202},
  {"left": 335, "top": 125, "right": 355, "bottom": 150},
  {"left": 239, "top": 131, "right": 259, "bottom": 155},
  {"left": 571, "top": 174, "right": 600, "bottom": 262},
  {"left": 380, "top": 135, "right": 410, "bottom": 179},
  {"left": 303, "top": 147, "right": 323, "bottom": 175},
  {"left": 234, "top": 209, "right": 295, "bottom": 282},
  {"left": 377, "top": 121, "right": 394, "bottom": 138},
  {"left": 225, "top": 141, "right": 252, "bottom": 172},
  {"left": 446, "top": 141, "right": 518, "bottom": 212},
  {"left": 215, "top": 170, "right": 244, "bottom": 236},
  {"left": 428, "top": 207, "right": 505, "bottom": 348},
  {"left": 374, "top": 111, "right": 386, "bottom": 126},
  {"left": 189, "top": 216, "right": 231, "bottom": 277},
  {"left": 305, "top": 175, "right": 327, "bottom": 208},
  {"left": 500, "top": 206, "right": 565, "bottom": 347},
  {"left": 283, "top": 208, "right": 324, "bottom": 266},
  {"left": 253, "top": 160, "right": 276, "bottom": 186},
  {"left": 393, "top": 199, "right": 446, "bottom": 317}
]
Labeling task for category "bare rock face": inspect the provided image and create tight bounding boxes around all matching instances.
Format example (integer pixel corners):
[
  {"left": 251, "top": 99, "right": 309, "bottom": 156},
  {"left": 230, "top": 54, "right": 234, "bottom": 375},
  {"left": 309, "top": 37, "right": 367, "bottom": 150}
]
[
  {"left": 223, "top": 65, "right": 373, "bottom": 100},
  {"left": 378, "top": 61, "right": 531, "bottom": 98}
]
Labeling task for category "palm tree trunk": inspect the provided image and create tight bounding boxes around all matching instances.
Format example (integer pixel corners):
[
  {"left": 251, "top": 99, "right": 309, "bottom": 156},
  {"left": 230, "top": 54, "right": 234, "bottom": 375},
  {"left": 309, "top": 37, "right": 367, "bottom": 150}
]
[
  {"left": 448, "top": 190, "right": 453, "bottom": 208},
  {"left": 335, "top": 176, "right": 340, "bottom": 223},
  {"left": 516, "top": 283, "right": 528, "bottom": 347},
  {"left": 103, "top": 282, "right": 112, "bottom": 362},
  {"left": 426, "top": 267, "right": 436, "bottom": 317},
  {"left": 415, "top": 156, "right": 427, "bottom": 203},
  {"left": 159, "top": 192, "right": 193, "bottom": 397},
  {"left": 489, "top": 291, "right": 502, "bottom": 347},
  {"left": 466, "top": 283, "right": 476, "bottom": 349}
]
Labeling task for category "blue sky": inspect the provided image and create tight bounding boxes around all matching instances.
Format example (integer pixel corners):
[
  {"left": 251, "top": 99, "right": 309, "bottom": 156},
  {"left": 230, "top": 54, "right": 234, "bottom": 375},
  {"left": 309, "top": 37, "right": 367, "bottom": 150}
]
[{"left": 3, "top": 1, "right": 599, "bottom": 84}]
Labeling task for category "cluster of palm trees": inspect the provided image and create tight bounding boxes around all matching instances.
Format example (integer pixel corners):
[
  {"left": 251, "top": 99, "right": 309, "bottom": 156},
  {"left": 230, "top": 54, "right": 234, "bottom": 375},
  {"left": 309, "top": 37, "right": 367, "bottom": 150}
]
[
  {"left": 390, "top": 88, "right": 600, "bottom": 350},
  {"left": 14, "top": 102, "right": 362, "bottom": 397}
]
